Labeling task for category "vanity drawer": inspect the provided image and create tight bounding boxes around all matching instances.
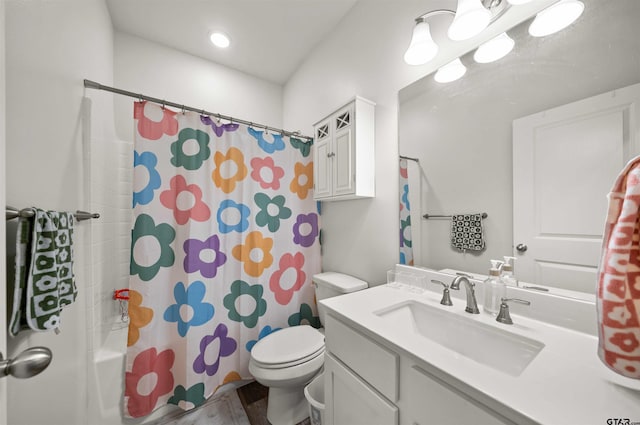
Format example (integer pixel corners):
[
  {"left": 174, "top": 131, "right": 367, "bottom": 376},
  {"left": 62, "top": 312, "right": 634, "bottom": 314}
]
[{"left": 325, "top": 314, "right": 399, "bottom": 402}]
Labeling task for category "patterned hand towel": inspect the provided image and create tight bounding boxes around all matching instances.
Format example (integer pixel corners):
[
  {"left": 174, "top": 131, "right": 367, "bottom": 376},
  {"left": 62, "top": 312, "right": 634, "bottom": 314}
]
[
  {"left": 25, "top": 209, "right": 77, "bottom": 331},
  {"left": 450, "top": 214, "right": 486, "bottom": 252},
  {"left": 8, "top": 216, "right": 33, "bottom": 336},
  {"left": 597, "top": 156, "right": 640, "bottom": 379}
]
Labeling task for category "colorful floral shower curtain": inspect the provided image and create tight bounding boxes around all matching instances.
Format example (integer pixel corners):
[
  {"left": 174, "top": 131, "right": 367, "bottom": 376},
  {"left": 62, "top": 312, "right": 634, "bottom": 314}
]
[
  {"left": 399, "top": 158, "right": 413, "bottom": 265},
  {"left": 124, "top": 101, "right": 321, "bottom": 418}
]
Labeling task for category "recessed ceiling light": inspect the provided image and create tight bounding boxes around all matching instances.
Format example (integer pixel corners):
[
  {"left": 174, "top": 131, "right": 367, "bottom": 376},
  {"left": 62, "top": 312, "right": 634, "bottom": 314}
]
[{"left": 210, "top": 32, "right": 230, "bottom": 48}]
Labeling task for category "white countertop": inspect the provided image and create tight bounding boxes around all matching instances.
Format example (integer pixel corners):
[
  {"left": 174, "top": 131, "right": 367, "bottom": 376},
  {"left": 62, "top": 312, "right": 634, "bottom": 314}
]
[{"left": 321, "top": 283, "right": 640, "bottom": 425}]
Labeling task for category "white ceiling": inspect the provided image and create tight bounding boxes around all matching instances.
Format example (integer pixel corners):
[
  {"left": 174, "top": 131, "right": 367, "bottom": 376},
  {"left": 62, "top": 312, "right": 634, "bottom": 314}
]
[{"left": 105, "top": 0, "right": 359, "bottom": 85}]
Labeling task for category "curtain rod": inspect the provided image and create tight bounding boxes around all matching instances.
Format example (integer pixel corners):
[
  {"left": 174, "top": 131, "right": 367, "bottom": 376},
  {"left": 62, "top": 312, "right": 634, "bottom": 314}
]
[
  {"left": 399, "top": 155, "right": 419, "bottom": 162},
  {"left": 83, "top": 79, "right": 313, "bottom": 141}
]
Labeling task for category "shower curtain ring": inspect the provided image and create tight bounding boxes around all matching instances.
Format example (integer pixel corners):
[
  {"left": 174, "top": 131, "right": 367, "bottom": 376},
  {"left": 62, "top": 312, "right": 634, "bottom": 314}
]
[
  {"left": 138, "top": 94, "right": 144, "bottom": 103},
  {"left": 216, "top": 114, "right": 221, "bottom": 124},
  {"left": 161, "top": 100, "right": 166, "bottom": 110},
  {"left": 181, "top": 105, "right": 186, "bottom": 114}
]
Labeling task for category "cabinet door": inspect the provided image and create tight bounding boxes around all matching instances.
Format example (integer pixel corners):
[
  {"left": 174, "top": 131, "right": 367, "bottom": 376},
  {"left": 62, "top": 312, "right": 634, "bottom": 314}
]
[
  {"left": 333, "top": 107, "right": 355, "bottom": 197},
  {"left": 333, "top": 126, "right": 355, "bottom": 196},
  {"left": 325, "top": 354, "right": 398, "bottom": 425},
  {"left": 403, "top": 364, "right": 514, "bottom": 425},
  {"left": 313, "top": 120, "right": 332, "bottom": 199}
]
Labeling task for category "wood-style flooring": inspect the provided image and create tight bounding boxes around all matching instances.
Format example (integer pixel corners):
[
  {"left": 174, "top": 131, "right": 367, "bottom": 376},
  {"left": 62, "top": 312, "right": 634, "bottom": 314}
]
[{"left": 237, "top": 381, "right": 311, "bottom": 425}]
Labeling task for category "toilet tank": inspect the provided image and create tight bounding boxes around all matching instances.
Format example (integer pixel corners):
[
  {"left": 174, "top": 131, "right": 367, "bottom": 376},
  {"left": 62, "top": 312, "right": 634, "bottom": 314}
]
[{"left": 313, "top": 272, "right": 368, "bottom": 326}]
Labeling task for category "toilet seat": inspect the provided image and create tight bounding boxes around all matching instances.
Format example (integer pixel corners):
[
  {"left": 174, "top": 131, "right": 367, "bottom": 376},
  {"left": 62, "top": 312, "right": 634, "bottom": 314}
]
[{"left": 251, "top": 325, "right": 325, "bottom": 369}]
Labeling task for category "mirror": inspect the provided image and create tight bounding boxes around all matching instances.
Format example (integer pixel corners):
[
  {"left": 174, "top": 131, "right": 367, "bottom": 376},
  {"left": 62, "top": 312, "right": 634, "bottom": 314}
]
[{"left": 398, "top": 0, "right": 640, "bottom": 297}]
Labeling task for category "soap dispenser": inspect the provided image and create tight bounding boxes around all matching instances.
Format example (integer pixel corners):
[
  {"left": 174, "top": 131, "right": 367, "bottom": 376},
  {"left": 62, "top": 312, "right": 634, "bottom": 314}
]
[
  {"left": 501, "top": 256, "right": 518, "bottom": 287},
  {"left": 483, "top": 260, "right": 506, "bottom": 316}
]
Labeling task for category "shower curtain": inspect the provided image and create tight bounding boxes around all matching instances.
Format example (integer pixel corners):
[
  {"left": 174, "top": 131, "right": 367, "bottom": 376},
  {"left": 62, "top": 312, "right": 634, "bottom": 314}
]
[
  {"left": 124, "top": 101, "right": 321, "bottom": 418},
  {"left": 399, "top": 158, "right": 414, "bottom": 265}
]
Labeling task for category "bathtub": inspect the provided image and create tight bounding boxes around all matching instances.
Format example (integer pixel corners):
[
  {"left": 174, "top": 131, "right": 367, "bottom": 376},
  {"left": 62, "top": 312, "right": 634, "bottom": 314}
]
[{"left": 88, "top": 325, "right": 128, "bottom": 425}]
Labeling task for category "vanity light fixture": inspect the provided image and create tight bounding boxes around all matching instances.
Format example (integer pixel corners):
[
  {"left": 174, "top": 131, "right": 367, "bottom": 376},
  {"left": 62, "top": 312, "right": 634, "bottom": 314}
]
[
  {"left": 528, "top": 0, "right": 585, "bottom": 37},
  {"left": 209, "top": 31, "right": 231, "bottom": 48},
  {"left": 506, "top": 0, "right": 533, "bottom": 4},
  {"left": 403, "top": 0, "right": 508, "bottom": 66},
  {"left": 403, "top": 18, "right": 439, "bottom": 65},
  {"left": 434, "top": 58, "right": 467, "bottom": 83},
  {"left": 473, "top": 32, "right": 515, "bottom": 63},
  {"left": 447, "top": 0, "right": 492, "bottom": 41},
  {"left": 406, "top": 0, "right": 586, "bottom": 84}
]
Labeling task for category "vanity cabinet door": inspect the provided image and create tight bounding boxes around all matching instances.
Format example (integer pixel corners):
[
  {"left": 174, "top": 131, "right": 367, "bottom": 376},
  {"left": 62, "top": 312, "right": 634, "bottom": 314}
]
[
  {"left": 324, "top": 314, "right": 398, "bottom": 402},
  {"left": 402, "top": 363, "right": 515, "bottom": 425},
  {"left": 325, "top": 353, "right": 398, "bottom": 425}
]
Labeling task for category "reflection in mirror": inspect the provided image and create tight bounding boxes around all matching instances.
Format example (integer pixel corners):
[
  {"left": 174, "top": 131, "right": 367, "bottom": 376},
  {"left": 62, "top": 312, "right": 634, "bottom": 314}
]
[{"left": 398, "top": 0, "right": 640, "bottom": 297}]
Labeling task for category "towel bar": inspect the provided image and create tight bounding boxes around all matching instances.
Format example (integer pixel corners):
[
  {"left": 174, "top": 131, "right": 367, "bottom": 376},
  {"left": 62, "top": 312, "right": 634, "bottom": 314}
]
[
  {"left": 5, "top": 206, "right": 100, "bottom": 221},
  {"left": 423, "top": 212, "right": 488, "bottom": 219}
]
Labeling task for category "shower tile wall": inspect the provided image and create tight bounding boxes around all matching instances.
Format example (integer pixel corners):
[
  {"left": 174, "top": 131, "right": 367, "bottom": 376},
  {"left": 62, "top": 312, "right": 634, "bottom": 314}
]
[{"left": 89, "top": 139, "right": 133, "bottom": 350}]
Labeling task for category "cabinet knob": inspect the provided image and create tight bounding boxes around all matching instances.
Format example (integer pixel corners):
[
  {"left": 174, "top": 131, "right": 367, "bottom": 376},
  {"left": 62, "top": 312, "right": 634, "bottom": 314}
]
[{"left": 327, "top": 152, "right": 335, "bottom": 158}]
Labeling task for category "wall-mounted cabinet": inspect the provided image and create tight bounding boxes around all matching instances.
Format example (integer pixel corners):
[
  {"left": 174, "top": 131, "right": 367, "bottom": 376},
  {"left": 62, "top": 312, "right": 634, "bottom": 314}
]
[{"left": 313, "top": 97, "right": 375, "bottom": 201}]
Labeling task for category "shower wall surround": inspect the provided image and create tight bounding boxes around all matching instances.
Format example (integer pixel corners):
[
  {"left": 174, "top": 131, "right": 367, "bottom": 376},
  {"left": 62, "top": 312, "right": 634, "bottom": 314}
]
[{"left": 5, "top": 1, "right": 114, "bottom": 424}]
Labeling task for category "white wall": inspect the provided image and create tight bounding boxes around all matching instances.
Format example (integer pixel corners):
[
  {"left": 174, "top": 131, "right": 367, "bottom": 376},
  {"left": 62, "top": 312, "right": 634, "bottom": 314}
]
[
  {"left": 283, "top": 1, "right": 440, "bottom": 286},
  {"left": 114, "top": 32, "right": 284, "bottom": 143},
  {"left": 5, "top": 0, "right": 113, "bottom": 424}
]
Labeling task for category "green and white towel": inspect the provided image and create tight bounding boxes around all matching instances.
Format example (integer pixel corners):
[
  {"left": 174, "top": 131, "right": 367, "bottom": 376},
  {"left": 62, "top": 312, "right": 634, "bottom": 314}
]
[
  {"left": 8, "top": 216, "right": 33, "bottom": 336},
  {"left": 9, "top": 208, "right": 77, "bottom": 334}
]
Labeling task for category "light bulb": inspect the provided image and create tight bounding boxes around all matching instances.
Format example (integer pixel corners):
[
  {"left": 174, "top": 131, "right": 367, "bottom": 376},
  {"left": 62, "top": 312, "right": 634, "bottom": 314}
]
[
  {"left": 473, "top": 32, "right": 515, "bottom": 63},
  {"left": 434, "top": 58, "right": 467, "bottom": 83},
  {"left": 210, "top": 32, "right": 230, "bottom": 48},
  {"left": 448, "top": 0, "right": 491, "bottom": 41},
  {"left": 404, "top": 20, "right": 439, "bottom": 65},
  {"left": 529, "top": 0, "right": 584, "bottom": 37}
]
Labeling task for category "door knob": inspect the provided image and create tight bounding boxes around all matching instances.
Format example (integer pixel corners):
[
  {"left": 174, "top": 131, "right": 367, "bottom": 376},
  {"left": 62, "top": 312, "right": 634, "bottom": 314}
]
[
  {"left": 0, "top": 347, "right": 52, "bottom": 379},
  {"left": 516, "top": 243, "right": 528, "bottom": 253}
]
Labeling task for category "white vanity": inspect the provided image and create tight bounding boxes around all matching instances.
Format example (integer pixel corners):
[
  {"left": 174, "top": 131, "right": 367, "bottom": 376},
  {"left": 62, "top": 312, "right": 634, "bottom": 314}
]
[{"left": 320, "top": 266, "right": 640, "bottom": 425}]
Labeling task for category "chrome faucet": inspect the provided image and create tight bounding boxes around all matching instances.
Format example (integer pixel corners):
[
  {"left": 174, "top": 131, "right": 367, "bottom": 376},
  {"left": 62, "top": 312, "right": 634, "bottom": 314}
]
[
  {"left": 450, "top": 273, "right": 480, "bottom": 314},
  {"left": 496, "top": 297, "right": 531, "bottom": 325}
]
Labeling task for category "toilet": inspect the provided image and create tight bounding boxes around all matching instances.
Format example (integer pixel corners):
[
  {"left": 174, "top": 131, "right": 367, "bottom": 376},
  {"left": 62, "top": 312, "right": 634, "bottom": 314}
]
[{"left": 248, "top": 272, "right": 368, "bottom": 425}]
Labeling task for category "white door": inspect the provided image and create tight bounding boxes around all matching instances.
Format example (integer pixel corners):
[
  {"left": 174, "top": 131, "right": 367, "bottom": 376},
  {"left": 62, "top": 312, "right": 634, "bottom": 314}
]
[
  {"left": 1, "top": 123, "right": 6, "bottom": 425},
  {"left": 1, "top": 0, "right": 7, "bottom": 420},
  {"left": 513, "top": 83, "right": 640, "bottom": 294}
]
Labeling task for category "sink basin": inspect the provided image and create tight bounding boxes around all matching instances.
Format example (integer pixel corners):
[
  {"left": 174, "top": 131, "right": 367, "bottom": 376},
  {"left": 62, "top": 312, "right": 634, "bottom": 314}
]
[{"left": 374, "top": 301, "right": 544, "bottom": 376}]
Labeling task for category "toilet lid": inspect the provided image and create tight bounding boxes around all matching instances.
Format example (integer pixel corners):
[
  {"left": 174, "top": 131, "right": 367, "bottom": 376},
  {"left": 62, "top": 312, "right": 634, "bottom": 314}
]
[{"left": 251, "top": 325, "right": 325, "bottom": 368}]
